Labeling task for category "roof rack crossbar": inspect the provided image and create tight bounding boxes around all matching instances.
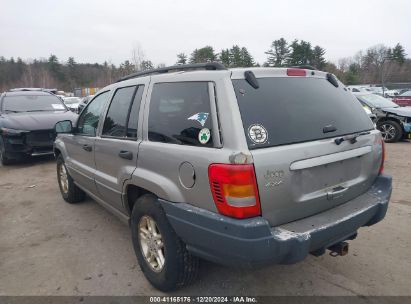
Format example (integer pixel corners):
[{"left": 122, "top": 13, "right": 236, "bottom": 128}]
[{"left": 117, "top": 62, "right": 226, "bottom": 82}]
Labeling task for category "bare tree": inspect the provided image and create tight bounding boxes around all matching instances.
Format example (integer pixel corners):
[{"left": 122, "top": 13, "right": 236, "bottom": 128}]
[{"left": 131, "top": 42, "right": 146, "bottom": 72}]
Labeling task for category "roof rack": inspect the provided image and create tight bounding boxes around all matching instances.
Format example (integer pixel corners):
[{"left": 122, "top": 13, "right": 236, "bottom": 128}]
[
  {"left": 291, "top": 65, "right": 317, "bottom": 70},
  {"left": 117, "top": 62, "right": 226, "bottom": 82}
]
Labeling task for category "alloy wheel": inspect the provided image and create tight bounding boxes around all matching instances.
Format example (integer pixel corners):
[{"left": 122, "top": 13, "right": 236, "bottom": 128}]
[
  {"left": 59, "top": 163, "right": 69, "bottom": 194},
  {"left": 138, "top": 215, "right": 165, "bottom": 272},
  {"left": 380, "top": 123, "right": 396, "bottom": 141}
]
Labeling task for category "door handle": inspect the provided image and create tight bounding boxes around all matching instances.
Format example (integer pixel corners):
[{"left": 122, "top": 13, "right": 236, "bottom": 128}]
[
  {"left": 82, "top": 144, "right": 92, "bottom": 152},
  {"left": 118, "top": 150, "right": 133, "bottom": 160},
  {"left": 327, "top": 186, "right": 348, "bottom": 200}
]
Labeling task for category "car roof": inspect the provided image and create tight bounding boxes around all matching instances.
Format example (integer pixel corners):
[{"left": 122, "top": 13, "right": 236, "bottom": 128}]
[{"left": 4, "top": 90, "right": 54, "bottom": 97}]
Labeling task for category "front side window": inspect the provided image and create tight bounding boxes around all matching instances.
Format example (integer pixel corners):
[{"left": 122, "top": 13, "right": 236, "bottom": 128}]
[
  {"left": 77, "top": 91, "right": 110, "bottom": 136},
  {"left": 148, "top": 82, "right": 213, "bottom": 147}
]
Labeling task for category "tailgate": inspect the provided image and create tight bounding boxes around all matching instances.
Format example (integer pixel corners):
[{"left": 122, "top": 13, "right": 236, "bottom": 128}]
[{"left": 251, "top": 132, "right": 382, "bottom": 226}]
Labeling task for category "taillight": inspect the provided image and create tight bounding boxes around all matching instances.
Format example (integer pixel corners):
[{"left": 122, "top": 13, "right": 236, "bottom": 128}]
[
  {"left": 287, "top": 68, "right": 306, "bottom": 76},
  {"left": 208, "top": 164, "right": 261, "bottom": 219},
  {"left": 379, "top": 137, "right": 385, "bottom": 174}
]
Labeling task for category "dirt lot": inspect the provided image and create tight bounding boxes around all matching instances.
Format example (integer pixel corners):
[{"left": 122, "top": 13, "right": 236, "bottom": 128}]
[{"left": 0, "top": 143, "right": 410, "bottom": 296}]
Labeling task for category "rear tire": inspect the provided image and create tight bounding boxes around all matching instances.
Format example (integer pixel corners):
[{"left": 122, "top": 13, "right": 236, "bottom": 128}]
[
  {"left": 0, "top": 136, "right": 12, "bottom": 166},
  {"left": 378, "top": 120, "right": 403, "bottom": 143},
  {"left": 130, "top": 194, "right": 199, "bottom": 291},
  {"left": 56, "top": 155, "right": 85, "bottom": 203}
]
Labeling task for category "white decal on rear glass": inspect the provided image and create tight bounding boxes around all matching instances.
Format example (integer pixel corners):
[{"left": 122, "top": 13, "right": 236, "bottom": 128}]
[
  {"left": 188, "top": 112, "right": 209, "bottom": 127},
  {"left": 248, "top": 124, "right": 268, "bottom": 144}
]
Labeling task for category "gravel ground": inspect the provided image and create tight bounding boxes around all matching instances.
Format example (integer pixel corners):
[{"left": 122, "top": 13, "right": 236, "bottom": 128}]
[{"left": 0, "top": 142, "right": 410, "bottom": 296}]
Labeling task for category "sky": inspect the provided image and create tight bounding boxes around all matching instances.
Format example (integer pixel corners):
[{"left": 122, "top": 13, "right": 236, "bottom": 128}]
[{"left": 0, "top": 0, "right": 410, "bottom": 66}]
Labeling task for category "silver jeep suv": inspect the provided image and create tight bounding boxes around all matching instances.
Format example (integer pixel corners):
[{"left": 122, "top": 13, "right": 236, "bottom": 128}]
[{"left": 54, "top": 63, "right": 392, "bottom": 291}]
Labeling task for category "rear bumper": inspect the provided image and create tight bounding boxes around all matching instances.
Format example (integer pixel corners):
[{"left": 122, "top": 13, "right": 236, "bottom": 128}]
[{"left": 160, "top": 174, "right": 392, "bottom": 268}]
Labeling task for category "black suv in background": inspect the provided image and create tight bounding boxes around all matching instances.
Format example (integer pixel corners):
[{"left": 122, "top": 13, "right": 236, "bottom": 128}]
[{"left": 0, "top": 89, "right": 77, "bottom": 165}]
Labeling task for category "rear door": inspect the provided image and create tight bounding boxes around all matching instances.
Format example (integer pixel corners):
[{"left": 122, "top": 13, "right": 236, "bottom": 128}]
[
  {"left": 64, "top": 91, "right": 110, "bottom": 193},
  {"left": 94, "top": 83, "right": 146, "bottom": 211},
  {"left": 232, "top": 72, "right": 382, "bottom": 226}
]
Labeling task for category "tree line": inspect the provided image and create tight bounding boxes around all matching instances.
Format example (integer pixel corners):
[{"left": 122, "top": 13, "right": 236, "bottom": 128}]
[{"left": 0, "top": 39, "right": 409, "bottom": 92}]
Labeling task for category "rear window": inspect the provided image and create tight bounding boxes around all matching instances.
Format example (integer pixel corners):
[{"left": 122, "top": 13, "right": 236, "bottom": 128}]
[
  {"left": 148, "top": 82, "right": 214, "bottom": 147},
  {"left": 233, "top": 77, "right": 373, "bottom": 149}
]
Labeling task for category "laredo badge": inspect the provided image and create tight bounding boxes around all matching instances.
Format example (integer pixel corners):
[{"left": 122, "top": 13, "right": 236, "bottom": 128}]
[
  {"left": 248, "top": 124, "right": 268, "bottom": 144},
  {"left": 188, "top": 112, "right": 209, "bottom": 127},
  {"left": 198, "top": 128, "right": 211, "bottom": 144}
]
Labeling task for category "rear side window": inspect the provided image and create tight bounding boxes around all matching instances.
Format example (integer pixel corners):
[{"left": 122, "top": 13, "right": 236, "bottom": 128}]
[
  {"left": 148, "top": 82, "right": 213, "bottom": 147},
  {"left": 233, "top": 77, "right": 374, "bottom": 149},
  {"left": 102, "top": 85, "right": 144, "bottom": 139}
]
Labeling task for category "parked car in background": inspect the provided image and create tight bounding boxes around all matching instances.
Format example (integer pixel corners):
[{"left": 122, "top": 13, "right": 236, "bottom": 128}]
[
  {"left": 384, "top": 89, "right": 400, "bottom": 98},
  {"left": 54, "top": 63, "right": 390, "bottom": 291},
  {"left": 63, "top": 97, "right": 82, "bottom": 112},
  {"left": 393, "top": 90, "right": 411, "bottom": 107},
  {"left": 347, "top": 86, "right": 371, "bottom": 93},
  {"left": 362, "top": 105, "right": 377, "bottom": 123},
  {"left": 77, "top": 95, "right": 94, "bottom": 113},
  {"left": 355, "top": 93, "right": 411, "bottom": 142},
  {"left": 0, "top": 89, "right": 77, "bottom": 165}
]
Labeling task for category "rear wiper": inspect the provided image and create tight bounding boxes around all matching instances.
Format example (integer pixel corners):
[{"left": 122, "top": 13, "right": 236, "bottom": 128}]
[
  {"left": 4, "top": 110, "right": 20, "bottom": 113},
  {"left": 334, "top": 131, "right": 371, "bottom": 145}
]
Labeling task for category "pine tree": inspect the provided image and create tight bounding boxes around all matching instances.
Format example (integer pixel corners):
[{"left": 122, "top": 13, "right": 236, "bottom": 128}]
[
  {"left": 189, "top": 46, "right": 217, "bottom": 63},
  {"left": 140, "top": 60, "right": 154, "bottom": 71},
  {"left": 311, "top": 46, "right": 326, "bottom": 69},
  {"left": 176, "top": 53, "right": 187, "bottom": 65},
  {"left": 265, "top": 38, "right": 290, "bottom": 66},
  {"left": 230, "top": 45, "right": 242, "bottom": 67},
  {"left": 240, "top": 47, "right": 255, "bottom": 67},
  {"left": 392, "top": 43, "right": 406, "bottom": 64},
  {"left": 219, "top": 49, "right": 231, "bottom": 67}
]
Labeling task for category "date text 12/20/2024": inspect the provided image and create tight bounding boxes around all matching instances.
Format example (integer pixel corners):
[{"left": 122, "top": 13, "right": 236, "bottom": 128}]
[{"left": 149, "top": 296, "right": 258, "bottom": 303}]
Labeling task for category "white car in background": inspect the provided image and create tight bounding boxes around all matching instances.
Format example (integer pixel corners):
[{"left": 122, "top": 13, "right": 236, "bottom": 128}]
[{"left": 62, "top": 97, "right": 82, "bottom": 112}]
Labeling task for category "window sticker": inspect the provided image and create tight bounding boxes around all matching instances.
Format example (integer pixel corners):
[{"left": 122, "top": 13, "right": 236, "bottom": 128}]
[
  {"left": 52, "top": 104, "right": 65, "bottom": 110},
  {"left": 198, "top": 128, "right": 211, "bottom": 144},
  {"left": 248, "top": 124, "right": 268, "bottom": 144},
  {"left": 188, "top": 112, "right": 209, "bottom": 127}
]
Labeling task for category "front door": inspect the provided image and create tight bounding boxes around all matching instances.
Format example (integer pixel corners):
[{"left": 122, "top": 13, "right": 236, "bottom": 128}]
[{"left": 64, "top": 91, "right": 111, "bottom": 193}]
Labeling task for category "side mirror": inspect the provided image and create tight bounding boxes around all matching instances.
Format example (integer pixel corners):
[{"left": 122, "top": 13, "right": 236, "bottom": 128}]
[{"left": 55, "top": 120, "right": 73, "bottom": 134}]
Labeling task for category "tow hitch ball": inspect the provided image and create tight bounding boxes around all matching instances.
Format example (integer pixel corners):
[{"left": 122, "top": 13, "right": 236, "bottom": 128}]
[{"left": 328, "top": 241, "right": 349, "bottom": 257}]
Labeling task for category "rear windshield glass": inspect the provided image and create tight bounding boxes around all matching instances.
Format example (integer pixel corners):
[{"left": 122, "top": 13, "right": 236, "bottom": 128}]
[
  {"left": 2, "top": 95, "right": 66, "bottom": 112},
  {"left": 232, "top": 77, "right": 373, "bottom": 149}
]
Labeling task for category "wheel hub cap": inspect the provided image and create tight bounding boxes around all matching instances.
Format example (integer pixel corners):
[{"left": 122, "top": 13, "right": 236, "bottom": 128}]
[
  {"left": 59, "top": 164, "right": 69, "bottom": 194},
  {"left": 380, "top": 124, "right": 396, "bottom": 140},
  {"left": 138, "top": 215, "right": 165, "bottom": 272}
]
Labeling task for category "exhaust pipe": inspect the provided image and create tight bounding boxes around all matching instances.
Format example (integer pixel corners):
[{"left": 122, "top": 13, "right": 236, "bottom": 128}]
[{"left": 328, "top": 241, "right": 349, "bottom": 257}]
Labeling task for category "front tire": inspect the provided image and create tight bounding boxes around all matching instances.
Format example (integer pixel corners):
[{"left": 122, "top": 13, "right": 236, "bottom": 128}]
[
  {"left": 56, "top": 155, "right": 85, "bottom": 203},
  {"left": 378, "top": 120, "right": 403, "bottom": 143},
  {"left": 130, "top": 194, "right": 199, "bottom": 291},
  {"left": 0, "top": 136, "right": 12, "bottom": 165}
]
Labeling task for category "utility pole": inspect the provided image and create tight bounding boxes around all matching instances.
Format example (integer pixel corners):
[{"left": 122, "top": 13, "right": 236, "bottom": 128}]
[{"left": 381, "top": 56, "right": 392, "bottom": 97}]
